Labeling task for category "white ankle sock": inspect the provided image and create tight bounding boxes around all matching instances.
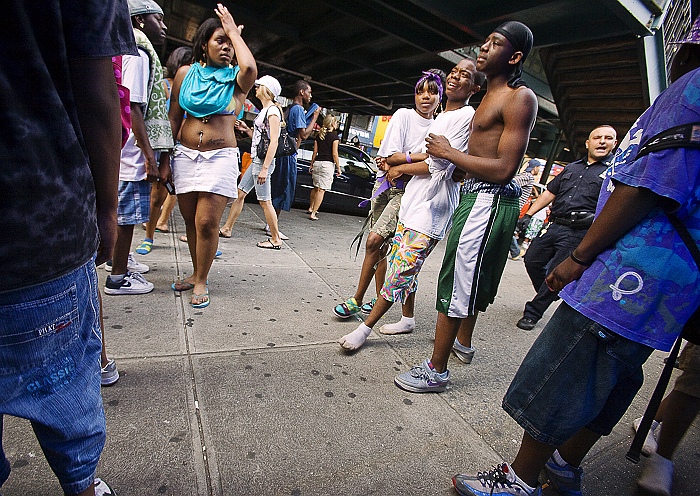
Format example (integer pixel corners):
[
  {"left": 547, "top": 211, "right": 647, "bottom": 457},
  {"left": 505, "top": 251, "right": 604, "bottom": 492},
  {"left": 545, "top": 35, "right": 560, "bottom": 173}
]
[
  {"left": 379, "top": 316, "right": 415, "bottom": 335},
  {"left": 109, "top": 274, "right": 125, "bottom": 283},
  {"left": 339, "top": 323, "right": 372, "bottom": 350}
]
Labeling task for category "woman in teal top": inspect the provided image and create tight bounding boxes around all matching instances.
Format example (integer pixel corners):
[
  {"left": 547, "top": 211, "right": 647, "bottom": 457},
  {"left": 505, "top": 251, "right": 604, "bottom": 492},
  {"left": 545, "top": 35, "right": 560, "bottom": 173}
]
[{"left": 169, "top": 3, "right": 256, "bottom": 308}]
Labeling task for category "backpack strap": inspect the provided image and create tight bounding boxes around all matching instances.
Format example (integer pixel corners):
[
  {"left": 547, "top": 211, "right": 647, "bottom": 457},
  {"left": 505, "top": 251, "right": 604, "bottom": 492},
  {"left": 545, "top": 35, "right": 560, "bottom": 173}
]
[{"left": 634, "top": 123, "right": 700, "bottom": 160}]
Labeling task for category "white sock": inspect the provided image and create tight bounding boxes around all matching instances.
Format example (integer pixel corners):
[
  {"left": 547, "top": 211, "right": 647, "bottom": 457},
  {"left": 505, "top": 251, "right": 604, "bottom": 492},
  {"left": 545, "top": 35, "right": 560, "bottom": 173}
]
[
  {"left": 339, "top": 323, "right": 372, "bottom": 350},
  {"left": 109, "top": 274, "right": 125, "bottom": 283},
  {"left": 552, "top": 449, "right": 569, "bottom": 467},
  {"left": 379, "top": 316, "right": 415, "bottom": 335},
  {"left": 453, "top": 338, "right": 474, "bottom": 353},
  {"left": 503, "top": 463, "right": 537, "bottom": 494}
]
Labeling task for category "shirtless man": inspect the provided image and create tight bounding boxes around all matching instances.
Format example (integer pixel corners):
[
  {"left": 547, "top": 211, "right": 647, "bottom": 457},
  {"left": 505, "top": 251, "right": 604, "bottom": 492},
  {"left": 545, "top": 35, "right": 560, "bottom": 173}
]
[{"left": 394, "top": 21, "right": 538, "bottom": 393}]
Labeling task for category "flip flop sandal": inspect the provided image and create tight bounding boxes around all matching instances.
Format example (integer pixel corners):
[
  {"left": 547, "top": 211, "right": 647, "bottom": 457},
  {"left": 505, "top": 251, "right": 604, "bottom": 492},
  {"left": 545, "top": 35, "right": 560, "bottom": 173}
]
[
  {"left": 256, "top": 238, "right": 281, "bottom": 250},
  {"left": 219, "top": 229, "right": 231, "bottom": 238},
  {"left": 136, "top": 239, "right": 153, "bottom": 255},
  {"left": 171, "top": 281, "right": 195, "bottom": 292},
  {"left": 191, "top": 290, "right": 210, "bottom": 309},
  {"left": 155, "top": 228, "right": 169, "bottom": 233}
]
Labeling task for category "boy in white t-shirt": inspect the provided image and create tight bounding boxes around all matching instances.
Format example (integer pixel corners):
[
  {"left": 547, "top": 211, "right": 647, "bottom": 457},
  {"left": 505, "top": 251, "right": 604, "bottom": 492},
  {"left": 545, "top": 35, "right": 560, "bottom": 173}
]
[
  {"left": 333, "top": 70, "right": 442, "bottom": 324},
  {"left": 339, "top": 58, "right": 485, "bottom": 351}
]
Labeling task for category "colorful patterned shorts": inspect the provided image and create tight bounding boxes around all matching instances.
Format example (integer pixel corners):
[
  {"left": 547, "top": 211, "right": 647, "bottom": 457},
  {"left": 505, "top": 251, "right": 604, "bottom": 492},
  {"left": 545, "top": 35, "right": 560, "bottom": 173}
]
[{"left": 380, "top": 222, "right": 438, "bottom": 304}]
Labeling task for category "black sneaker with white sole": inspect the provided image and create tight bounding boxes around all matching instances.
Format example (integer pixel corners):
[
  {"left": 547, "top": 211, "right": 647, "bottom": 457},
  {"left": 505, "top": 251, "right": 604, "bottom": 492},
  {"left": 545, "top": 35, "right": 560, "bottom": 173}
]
[{"left": 104, "top": 271, "right": 154, "bottom": 295}]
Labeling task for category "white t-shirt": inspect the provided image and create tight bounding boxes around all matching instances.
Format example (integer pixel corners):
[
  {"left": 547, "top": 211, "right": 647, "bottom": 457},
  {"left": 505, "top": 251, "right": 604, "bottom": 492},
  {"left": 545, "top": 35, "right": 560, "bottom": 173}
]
[
  {"left": 250, "top": 105, "right": 282, "bottom": 160},
  {"left": 119, "top": 49, "right": 150, "bottom": 181},
  {"left": 399, "top": 105, "right": 475, "bottom": 239},
  {"left": 376, "top": 107, "right": 433, "bottom": 177}
]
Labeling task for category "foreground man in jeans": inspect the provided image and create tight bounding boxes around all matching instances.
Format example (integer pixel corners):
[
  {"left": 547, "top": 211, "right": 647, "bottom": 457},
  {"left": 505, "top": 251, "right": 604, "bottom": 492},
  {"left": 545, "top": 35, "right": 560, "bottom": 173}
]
[
  {"left": 452, "top": 22, "right": 700, "bottom": 496},
  {"left": 0, "top": 0, "right": 135, "bottom": 494}
]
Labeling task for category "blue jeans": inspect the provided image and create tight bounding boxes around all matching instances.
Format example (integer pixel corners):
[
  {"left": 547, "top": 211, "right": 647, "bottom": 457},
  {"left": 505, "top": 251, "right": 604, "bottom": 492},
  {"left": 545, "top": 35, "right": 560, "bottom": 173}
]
[
  {"left": 0, "top": 260, "right": 105, "bottom": 494},
  {"left": 503, "top": 302, "right": 653, "bottom": 446}
]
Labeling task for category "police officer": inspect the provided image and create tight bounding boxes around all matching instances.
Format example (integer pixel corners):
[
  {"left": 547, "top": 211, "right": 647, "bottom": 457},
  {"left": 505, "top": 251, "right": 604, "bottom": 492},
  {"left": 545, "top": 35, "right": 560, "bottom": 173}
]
[{"left": 516, "top": 125, "right": 617, "bottom": 330}]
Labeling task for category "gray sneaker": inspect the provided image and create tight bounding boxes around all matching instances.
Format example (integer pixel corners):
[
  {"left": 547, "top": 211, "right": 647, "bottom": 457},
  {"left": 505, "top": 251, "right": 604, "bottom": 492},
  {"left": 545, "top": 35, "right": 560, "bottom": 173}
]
[
  {"left": 394, "top": 359, "right": 449, "bottom": 393},
  {"left": 104, "top": 253, "right": 149, "bottom": 274},
  {"left": 104, "top": 271, "right": 154, "bottom": 295},
  {"left": 101, "top": 359, "right": 119, "bottom": 387}
]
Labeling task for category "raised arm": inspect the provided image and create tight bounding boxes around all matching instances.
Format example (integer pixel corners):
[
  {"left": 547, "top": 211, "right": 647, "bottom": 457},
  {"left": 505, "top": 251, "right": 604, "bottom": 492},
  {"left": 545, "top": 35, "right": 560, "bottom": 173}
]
[
  {"left": 215, "top": 4, "right": 257, "bottom": 110},
  {"left": 426, "top": 88, "right": 538, "bottom": 184},
  {"left": 69, "top": 57, "right": 122, "bottom": 266}
]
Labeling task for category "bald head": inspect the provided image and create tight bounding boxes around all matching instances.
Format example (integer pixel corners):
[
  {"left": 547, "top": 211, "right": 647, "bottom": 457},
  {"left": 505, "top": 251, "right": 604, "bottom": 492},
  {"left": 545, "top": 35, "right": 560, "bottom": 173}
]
[{"left": 586, "top": 125, "right": 617, "bottom": 163}]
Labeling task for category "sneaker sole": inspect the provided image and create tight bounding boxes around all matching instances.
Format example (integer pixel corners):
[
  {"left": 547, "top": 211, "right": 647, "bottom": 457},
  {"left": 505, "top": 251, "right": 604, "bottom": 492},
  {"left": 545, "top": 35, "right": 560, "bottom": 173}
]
[
  {"left": 101, "top": 373, "right": 120, "bottom": 387},
  {"left": 394, "top": 377, "right": 447, "bottom": 393},
  {"left": 104, "top": 287, "right": 154, "bottom": 295},
  {"left": 333, "top": 308, "right": 358, "bottom": 319}
]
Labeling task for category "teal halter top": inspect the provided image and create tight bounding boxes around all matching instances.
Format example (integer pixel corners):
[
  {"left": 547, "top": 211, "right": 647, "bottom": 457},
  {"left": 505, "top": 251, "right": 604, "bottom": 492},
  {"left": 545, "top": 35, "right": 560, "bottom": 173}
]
[{"left": 179, "top": 63, "right": 240, "bottom": 119}]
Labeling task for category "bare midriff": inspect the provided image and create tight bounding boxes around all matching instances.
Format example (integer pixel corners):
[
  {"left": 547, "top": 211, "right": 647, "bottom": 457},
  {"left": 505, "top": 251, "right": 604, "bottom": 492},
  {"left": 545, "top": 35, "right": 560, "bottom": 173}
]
[{"left": 179, "top": 113, "right": 238, "bottom": 151}]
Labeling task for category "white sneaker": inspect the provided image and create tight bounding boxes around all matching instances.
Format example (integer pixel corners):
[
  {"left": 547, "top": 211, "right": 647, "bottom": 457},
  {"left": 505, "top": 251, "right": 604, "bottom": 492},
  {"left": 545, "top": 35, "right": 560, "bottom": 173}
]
[
  {"left": 104, "top": 271, "right": 154, "bottom": 295},
  {"left": 101, "top": 359, "right": 119, "bottom": 386},
  {"left": 637, "top": 452, "right": 673, "bottom": 496},
  {"left": 633, "top": 417, "right": 661, "bottom": 456},
  {"left": 265, "top": 224, "right": 289, "bottom": 240},
  {"left": 104, "top": 253, "right": 149, "bottom": 274}
]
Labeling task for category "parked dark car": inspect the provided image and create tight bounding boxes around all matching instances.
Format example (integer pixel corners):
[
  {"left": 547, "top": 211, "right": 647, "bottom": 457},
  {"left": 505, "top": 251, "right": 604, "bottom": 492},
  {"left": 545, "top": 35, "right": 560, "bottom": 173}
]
[{"left": 293, "top": 140, "right": 377, "bottom": 215}]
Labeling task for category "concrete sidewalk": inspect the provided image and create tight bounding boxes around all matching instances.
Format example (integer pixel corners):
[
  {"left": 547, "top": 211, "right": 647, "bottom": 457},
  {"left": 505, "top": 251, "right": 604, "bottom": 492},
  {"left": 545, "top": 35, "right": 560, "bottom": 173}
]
[{"left": 2, "top": 204, "right": 697, "bottom": 495}]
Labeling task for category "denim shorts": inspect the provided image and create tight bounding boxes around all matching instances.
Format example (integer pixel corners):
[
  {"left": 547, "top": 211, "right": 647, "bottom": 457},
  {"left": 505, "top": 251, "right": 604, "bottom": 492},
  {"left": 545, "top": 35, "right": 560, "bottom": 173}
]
[
  {"left": 0, "top": 259, "right": 106, "bottom": 494},
  {"left": 238, "top": 156, "right": 276, "bottom": 201},
  {"left": 117, "top": 179, "right": 151, "bottom": 226},
  {"left": 502, "top": 302, "right": 653, "bottom": 446}
]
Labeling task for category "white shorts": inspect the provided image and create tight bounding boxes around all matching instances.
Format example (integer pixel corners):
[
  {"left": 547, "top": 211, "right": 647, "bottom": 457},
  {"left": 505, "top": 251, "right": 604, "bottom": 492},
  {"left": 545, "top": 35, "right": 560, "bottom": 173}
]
[
  {"left": 172, "top": 144, "right": 240, "bottom": 198},
  {"left": 311, "top": 161, "right": 335, "bottom": 190}
]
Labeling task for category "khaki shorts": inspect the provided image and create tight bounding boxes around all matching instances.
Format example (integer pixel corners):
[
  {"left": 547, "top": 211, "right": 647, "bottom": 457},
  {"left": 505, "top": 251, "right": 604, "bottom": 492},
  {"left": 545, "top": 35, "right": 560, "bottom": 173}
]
[
  {"left": 311, "top": 160, "right": 335, "bottom": 190},
  {"left": 675, "top": 342, "right": 700, "bottom": 398},
  {"left": 370, "top": 181, "right": 403, "bottom": 239}
]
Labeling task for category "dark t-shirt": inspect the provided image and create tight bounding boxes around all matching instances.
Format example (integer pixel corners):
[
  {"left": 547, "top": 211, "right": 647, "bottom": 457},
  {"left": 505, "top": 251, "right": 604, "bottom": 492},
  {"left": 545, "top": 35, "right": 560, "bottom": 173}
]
[
  {"left": 0, "top": 0, "right": 135, "bottom": 291},
  {"left": 546, "top": 158, "right": 610, "bottom": 218},
  {"left": 315, "top": 131, "right": 339, "bottom": 162}
]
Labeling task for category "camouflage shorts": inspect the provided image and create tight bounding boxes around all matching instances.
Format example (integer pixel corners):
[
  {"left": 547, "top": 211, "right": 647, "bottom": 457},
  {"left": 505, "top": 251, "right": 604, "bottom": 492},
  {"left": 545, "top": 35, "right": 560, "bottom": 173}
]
[{"left": 370, "top": 181, "right": 403, "bottom": 239}]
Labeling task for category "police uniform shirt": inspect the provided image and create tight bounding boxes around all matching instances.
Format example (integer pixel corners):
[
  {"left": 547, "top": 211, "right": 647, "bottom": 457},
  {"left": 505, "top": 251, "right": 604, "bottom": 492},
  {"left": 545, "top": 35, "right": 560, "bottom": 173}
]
[{"left": 546, "top": 158, "right": 610, "bottom": 218}]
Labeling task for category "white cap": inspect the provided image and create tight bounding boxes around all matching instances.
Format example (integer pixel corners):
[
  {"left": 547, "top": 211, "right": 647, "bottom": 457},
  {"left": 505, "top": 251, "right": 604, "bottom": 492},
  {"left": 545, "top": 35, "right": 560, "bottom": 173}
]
[{"left": 255, "top": 75, "right": 282, "bottom": 98}]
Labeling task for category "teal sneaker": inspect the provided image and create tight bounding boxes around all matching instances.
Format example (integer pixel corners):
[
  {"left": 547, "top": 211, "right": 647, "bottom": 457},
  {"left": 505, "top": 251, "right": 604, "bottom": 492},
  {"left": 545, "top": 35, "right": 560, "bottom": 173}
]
[
  {"left": 333, "top": 297, "right": 361, "bottom": 318},
  {"left": 360, "top": 297, "right": 376, "bottom": 315}
]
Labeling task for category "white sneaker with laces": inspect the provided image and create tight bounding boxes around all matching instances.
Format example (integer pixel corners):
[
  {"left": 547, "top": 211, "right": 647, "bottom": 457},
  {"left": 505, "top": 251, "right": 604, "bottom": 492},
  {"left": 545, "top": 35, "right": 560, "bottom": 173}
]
[
  {"left": 101, "top": 359, "right": 119, "bottom": 386},
  {"left": 104, "top": 253, "right": 149, "bottom": 274},
  {"left": 104, "top": 271, "right": 154, "bottom": 295}
]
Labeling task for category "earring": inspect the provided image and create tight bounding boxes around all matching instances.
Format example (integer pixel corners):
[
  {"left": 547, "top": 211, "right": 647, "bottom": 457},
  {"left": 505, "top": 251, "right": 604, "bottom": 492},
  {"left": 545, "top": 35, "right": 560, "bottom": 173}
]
[{"left": 139, "top": 23, "right": 145, "bottom": 28}]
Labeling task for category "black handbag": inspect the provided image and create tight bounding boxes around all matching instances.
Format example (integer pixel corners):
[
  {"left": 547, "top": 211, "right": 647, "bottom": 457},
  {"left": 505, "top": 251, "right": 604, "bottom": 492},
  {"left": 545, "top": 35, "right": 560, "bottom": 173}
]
[{"left": 257, "top": 107, "right": 297, "bottom": 160}]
